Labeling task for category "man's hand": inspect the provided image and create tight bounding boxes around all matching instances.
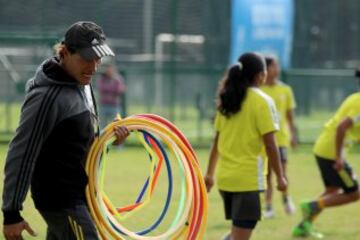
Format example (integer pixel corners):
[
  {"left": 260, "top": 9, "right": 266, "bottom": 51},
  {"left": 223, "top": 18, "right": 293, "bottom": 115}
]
[
  {"left": 112, "top": 126, "right": 130, "bottom": 145},
  {"left": 3, "top": 220, "right": 36, "bottom": 240}
]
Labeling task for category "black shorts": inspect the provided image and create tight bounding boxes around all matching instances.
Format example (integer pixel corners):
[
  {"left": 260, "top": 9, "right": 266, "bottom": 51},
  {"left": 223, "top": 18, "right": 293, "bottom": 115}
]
[
  {"left": 219, "top": 190, "right": 262, "bottom": 221},
  {"left": 315, "top": 155, "right": 359, "bottom": 193}
]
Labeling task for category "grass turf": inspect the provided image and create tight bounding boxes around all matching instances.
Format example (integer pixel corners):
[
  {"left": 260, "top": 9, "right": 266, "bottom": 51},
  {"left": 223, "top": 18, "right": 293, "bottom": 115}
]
[{"left": 0, "top": 144, "right": 359, "bottom": 239}]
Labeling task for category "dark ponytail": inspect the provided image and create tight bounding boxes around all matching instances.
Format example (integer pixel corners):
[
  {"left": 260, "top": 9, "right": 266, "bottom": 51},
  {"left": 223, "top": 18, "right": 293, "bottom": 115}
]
[
  {"left": 265, "top": 56, "right": 276, "bottom": 68},
  {"left": 217, "top": 52, "right": 265, "bottom": 117},
  {"left": 355, "top": 68, "right": 360, "bottom": 87}
]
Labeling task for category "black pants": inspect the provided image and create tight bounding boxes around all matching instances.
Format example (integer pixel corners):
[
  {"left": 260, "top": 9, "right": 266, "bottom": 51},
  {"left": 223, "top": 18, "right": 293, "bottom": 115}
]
[{"left": 39, "top": 204, "right": 99, "bottom": 240}]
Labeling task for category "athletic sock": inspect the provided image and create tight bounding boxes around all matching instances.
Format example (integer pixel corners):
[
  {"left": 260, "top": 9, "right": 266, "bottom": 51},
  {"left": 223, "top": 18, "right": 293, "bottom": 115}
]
[
  {"left": 282, "top": 193, "right": 288, "bottom": 203},
  {"left": 308, "top": 198, "right": 324, "bottom": 222},
  {"left": 266, "top": 203, "right": 272, "bottom": 211}
]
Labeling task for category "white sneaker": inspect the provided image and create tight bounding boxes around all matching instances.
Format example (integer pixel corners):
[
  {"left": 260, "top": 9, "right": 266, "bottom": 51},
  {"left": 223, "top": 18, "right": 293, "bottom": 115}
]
[
  {"left": 263, "top": 209, "right": 275, "bottom": 218},
  {"left": 221, "top": 232, "right": 231, "bottom": 240},
  {"left": 284, "top": 197, "right": 296, "bottom": 215}
]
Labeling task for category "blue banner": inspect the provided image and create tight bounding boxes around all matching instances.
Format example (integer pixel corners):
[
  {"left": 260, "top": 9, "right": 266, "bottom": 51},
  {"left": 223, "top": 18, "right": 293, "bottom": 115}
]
[{"left": 230, "top": 0, "right": 293, "bottom": 69}]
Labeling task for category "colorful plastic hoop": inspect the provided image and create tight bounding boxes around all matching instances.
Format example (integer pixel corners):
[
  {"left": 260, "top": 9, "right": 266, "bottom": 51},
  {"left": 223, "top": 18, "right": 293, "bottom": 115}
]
[{"left": 85, "top": 114, "right": 207, "bottom": 239}]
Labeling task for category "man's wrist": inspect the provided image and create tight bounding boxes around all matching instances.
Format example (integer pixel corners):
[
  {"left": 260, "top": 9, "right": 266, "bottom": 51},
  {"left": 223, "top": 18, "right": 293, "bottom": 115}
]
[{"left": 3, "top": 210, "right": 23, "bottom": 225}]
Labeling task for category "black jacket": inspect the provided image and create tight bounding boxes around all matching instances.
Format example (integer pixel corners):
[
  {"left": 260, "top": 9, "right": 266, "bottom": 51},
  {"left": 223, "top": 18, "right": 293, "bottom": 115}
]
[{"left": 2, "top": 57, "right": 98, "bottom": 224}]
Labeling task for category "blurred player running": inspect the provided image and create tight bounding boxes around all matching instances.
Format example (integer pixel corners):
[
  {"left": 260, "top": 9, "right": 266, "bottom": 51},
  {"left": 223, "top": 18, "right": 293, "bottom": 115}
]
[{"left": 292, "top": 69, "right": 360, "bottom": 238}]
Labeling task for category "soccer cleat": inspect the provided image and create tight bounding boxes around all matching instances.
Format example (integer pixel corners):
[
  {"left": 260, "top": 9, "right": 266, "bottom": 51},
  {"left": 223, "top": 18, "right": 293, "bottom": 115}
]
[
  {"left": 309, "top": 230, "right": 324, "bottom": 239},
  {"left": 300, "top": 201, "right": 318, "bottom": 220},
  {"left": 284, "top": 197, "right": 296, "bottom": 215},
  {"left": 221, "top": 232, "right": 231, "bottom": 240},
  {"left": 292, "top": 221, "right": 312, "bottom": 237},
  {"left": 263, "top": 208, "right": 275, "bottom": 218},
  {"left": 292, "top": 221, "right": 324, "bottom": 239}
]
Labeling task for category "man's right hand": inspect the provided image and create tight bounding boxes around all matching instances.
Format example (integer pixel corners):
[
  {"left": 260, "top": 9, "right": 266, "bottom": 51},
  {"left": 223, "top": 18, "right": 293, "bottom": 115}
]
[
  {"left": 3, "top": 220, "right": 36, "bottom": 240},
  {"left": 113, "top": 126, "right": 130, "bottom": 145}
]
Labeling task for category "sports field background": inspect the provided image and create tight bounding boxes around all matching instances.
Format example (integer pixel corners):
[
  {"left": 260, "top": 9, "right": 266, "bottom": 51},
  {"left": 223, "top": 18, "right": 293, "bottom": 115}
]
[
  {"left": 1, "top": 1, "right": 360, "bottom": 239},
  {"left": 0, "top": 102, "right": 339, "bottom": 145},
  {"left": 0, "top": 143, "right": 359, "bottom": 240}
]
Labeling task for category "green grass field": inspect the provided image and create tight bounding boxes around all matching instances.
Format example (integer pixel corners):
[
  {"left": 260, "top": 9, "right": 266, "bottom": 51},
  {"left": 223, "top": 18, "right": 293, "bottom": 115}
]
[{"left": 0, "top": 143, "right": 359, "bottom": 240}]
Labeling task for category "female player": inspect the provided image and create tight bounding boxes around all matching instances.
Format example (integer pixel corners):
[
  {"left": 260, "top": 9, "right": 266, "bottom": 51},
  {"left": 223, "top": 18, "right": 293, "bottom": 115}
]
[
  {"left": 205, "top": 52, "right": 287, "bottom": 240},
  {"left": 260, "top": 56, "right": 297, "bottom": 218}
]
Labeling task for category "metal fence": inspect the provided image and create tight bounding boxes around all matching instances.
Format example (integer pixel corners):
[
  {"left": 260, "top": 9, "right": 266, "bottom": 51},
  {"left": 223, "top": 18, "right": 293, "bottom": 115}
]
[
  {"left": 284, "top": 69, "right": 358, "bottom": 115},
  {"left": 292, "top": 0, "right": 360, "bottom": 68},
  {"left": 1, "top": 0, "right": 360, "bottom": 144},
  {"left": 1, "top": 61, "right": 358, "bottom": 144}
]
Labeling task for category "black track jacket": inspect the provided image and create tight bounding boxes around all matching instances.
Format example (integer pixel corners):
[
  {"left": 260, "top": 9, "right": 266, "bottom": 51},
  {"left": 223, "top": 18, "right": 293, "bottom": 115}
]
[{"left": 2, "top": 57, "right": 97, "bottom": 224}]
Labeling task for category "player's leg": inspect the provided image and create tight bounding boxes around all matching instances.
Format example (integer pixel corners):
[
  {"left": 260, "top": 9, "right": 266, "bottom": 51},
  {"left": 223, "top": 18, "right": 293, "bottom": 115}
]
[
  {"left": 292, "top": 187, "right": 339, "bottom": 238},
  {"left": 292, "top": 155, "right": 335, "bottom": 237},
  {"left": 231, "top": 220, "right": 257, "bottom": 240},
  {"left": 302, "top": 156, "right": 359, "bottom": 221},
  {"left": 303, "top": 186, "right": 340, "bottom": 223},
  {"left": 264, "top": 164, "right": 274, "bottom": 218},
  {"left": 293, "top": 156, "right": 359, "bottom": 237},
  {"left": 279, "top": 147, "right": 295, "bottom": 215}
]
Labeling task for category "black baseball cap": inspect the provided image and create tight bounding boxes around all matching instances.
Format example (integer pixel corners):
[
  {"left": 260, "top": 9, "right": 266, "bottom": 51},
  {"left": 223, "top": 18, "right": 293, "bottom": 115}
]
[{"left": 63, "top": 21, "right": 115, "bottom": 60}]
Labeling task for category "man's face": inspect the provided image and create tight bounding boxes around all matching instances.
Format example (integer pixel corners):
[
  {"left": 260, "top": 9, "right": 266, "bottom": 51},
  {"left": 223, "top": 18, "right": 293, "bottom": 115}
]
[{"left": 63, "top": 48, "right": 101, "bottom": 85}]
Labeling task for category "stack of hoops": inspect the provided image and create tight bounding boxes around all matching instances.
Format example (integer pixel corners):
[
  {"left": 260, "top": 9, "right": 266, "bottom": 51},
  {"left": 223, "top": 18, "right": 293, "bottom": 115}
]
[{"left": 85, "top": 114, "right": 207, "bottom": 239}]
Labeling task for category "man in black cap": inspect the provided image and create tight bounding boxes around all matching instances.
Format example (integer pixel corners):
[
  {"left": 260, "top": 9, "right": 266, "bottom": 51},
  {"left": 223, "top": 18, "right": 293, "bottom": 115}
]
[{"left": 2, "top": 21, "right": 129, "bottom": 240}]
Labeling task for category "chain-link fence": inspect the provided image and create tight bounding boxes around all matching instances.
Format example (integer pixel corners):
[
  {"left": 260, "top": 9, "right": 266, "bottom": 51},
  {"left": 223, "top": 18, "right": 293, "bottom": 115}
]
[
  {"left": 0, "top": 0, "right": 230, "bottom": 144},
  {"left": 1, "top": 0, "right": 360, "bottom": 144},
  {"left": 292, "top": 0, "right": 360, "bottom": 68}
]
